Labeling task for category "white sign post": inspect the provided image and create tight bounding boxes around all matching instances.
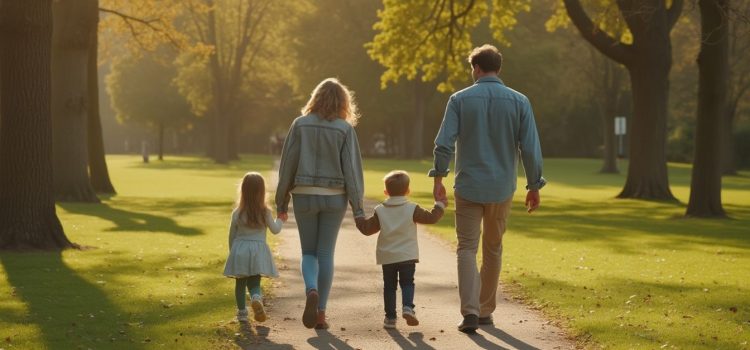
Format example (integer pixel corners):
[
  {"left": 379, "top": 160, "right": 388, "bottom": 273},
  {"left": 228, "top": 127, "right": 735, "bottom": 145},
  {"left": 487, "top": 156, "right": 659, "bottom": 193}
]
[{"left": 614, "top": 116, "right": 627, "bottom": 157}]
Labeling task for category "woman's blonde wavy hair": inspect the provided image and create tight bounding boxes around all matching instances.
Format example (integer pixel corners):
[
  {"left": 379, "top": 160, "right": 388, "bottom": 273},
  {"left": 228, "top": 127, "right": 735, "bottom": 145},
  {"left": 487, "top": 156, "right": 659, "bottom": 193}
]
[{"left": 301, "top": 78, "right": 360, "bottom": 126}]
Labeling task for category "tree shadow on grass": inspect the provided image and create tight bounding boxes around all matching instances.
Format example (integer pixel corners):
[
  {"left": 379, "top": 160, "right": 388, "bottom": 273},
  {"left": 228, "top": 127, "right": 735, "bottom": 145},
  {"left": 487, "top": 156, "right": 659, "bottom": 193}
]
[
  {"left": 510, "top": 275, "right": 750, "bottom": 350},
  {"left": 59, "top": 201, "right": 203, "bottom": 236},
  {"left": 0, "top": 252, "right": 146, "bottom": 349}
]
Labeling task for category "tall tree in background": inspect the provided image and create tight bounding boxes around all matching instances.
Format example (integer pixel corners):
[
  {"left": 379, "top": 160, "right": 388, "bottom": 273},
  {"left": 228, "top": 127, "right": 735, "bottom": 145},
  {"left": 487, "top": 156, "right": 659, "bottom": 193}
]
[
  {"left": 562, "top": 0, "right": 683, "bottom": 200},
  {"left": 587, "top": 48, "right": 627, "bottom": 174},
  {"left": 180, "top": 0, "right": 280, "bottom": 163},
  {"left": 87, "top": 15, "right": 116, "bottom": 194},
  {"left": 722, "top": 0, "right": 750, "bottom": 174},
  {"left": 0, "top": 0, "right": 75, "bottom": 250},
  {"left": 107, "top": 51, "right": 195, "bottom": 160},
  {"left": 51, "top": 0, "right": 100, "bottom": 202},
  {"left": 686, "top": 0, "right": 730, "bottom": 217}
]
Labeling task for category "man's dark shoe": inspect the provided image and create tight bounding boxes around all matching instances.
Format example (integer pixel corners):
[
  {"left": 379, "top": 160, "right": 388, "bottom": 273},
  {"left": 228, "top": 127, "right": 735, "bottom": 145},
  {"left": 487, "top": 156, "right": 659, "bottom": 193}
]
[
  {"left": 458, "top": 314, "right": 479, "bottom": 333},
  {"left": 478, "top": 315, "right": 494, "bottom": 325}
]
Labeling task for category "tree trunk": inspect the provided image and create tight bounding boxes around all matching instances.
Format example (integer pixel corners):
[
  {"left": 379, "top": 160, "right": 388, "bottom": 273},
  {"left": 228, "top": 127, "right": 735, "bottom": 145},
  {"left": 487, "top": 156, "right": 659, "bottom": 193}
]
[
  {"left": 618, "top": 61, "right": 675, "bottom": 199},
  {"left": 51, "top": 0, "right": 99, "bottom": 202},
  {"left": 600, "top": 61, "right": 622, "bottom": 174},
  {"left": 206, "top": 2, "right": 229, "bottom": 164},
  {"left": 87, "top": 10, "right": 116, "bottom": 194},
  {"left": 720, "top": 100, "right": 738, "bottom": 175},
  {"left": 564, "top": 0, "right": 682, "bottom": 200},
  {"left": 0, "top": 0, "right": 75, "bottom": 250},
  {"left": 227, "top": 113, "right": 239, "bottom": 161},
  {"left": 686, "top": 0, "right": 729, "bottom": 217},
  {"left": 408, "top": 80, "right": 426, "bottom": 159},
  {"left": 158, "top": 123, "right": 165, "bottom": 161}
]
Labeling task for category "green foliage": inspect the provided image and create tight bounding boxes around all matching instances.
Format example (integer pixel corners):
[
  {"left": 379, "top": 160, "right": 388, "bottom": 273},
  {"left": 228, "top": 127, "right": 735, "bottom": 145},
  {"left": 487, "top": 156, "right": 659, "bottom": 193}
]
[
  {"left": 106, "top": 49, "right": 195, "bottom": 130},
  {"left": 367, "top": 0, "right": 487, "bottom": 92},
  {"left": 545, "top": 0, "right": 632, "bottom": 44},
  {"left": 362, "top": 157, "right": 750, "bottom": 350}
]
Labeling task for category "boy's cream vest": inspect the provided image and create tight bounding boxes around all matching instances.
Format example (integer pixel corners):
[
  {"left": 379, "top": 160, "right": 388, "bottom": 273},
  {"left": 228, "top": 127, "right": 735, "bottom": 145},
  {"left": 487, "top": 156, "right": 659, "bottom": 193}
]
[{"left": 375, "top": 196, "right": 419, "bottom": 265}]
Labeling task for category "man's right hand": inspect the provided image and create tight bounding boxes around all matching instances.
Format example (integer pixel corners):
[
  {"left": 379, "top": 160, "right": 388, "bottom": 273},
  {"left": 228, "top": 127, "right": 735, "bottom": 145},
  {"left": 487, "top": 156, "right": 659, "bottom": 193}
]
[
  {"left": 278, "top": 212, "right": 289, "bottom": 222},
  {"left": 433, "top": 178, "right": 448, "bottom": 205}
]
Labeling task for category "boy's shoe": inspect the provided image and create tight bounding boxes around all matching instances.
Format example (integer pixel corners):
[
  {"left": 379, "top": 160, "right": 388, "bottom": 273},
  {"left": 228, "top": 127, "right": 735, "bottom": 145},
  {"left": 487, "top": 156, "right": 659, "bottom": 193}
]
[
  {"left": 478, "top": 315, "right": 494, "bottom": 325},
  {"left": 457, "top": 314, "right": 478, "bottom": 334},
  {"left": 302, "top": 289, "right": 319, "bottom": 329},
  {"left": 402, "top": 307, "right": 419, "bottom": 326},
  {"left": 383, "top": 317, "right": 397, "bottom": 329},
  {"left": 237, "top": 308, "right": 249, "bottom": 323},
  {"left": 250, "top": 295, "right": 267, "bottom": 322}
]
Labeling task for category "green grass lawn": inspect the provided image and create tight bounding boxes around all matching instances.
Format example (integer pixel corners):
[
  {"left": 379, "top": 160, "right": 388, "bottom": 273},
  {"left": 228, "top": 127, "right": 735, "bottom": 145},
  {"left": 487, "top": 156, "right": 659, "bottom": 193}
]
[
  {"left": 362, "top": 158, "right": 750, "bottom": 350},
  {"left": 1, "top": 155, "right": 747, "bottom": 349},
  {"left": 0, "top": 154, "right": 276, "bottom": 350}
]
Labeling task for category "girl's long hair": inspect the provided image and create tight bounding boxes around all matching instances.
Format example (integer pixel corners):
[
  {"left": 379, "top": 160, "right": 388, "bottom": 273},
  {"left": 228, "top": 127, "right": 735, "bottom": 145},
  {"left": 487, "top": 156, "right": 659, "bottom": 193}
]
[
  {"left": 301, "top": 78, "right": 360, "bottom": 126},
  {"left": 236, "top": 172, "right": 267, "bottom": 228}
]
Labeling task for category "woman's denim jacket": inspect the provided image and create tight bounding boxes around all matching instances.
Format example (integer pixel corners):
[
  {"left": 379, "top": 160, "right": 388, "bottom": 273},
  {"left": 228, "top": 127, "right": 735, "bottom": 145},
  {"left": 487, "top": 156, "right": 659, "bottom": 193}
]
[{"left": 275, "top": 114, "right": 365, "bottom": 217}]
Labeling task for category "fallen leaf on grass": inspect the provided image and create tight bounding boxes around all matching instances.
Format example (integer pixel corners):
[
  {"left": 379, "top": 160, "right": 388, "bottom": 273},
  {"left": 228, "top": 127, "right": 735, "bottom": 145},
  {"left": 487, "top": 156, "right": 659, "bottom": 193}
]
[{"left": 729, "top": 307, "right": 738, "bottom": 313}]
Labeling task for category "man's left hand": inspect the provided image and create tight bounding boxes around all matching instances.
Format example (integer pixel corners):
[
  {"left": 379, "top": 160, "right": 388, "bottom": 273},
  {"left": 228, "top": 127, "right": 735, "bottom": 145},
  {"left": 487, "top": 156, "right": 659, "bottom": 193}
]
[{"left": 525, "top": 190, "right": 540, "bottom": 213}]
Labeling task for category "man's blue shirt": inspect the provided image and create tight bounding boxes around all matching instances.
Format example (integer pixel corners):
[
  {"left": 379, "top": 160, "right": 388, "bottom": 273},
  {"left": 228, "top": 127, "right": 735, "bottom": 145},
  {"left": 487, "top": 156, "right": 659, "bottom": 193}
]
[{"left": 429, "top": 76, "right": 546, "bottom": 203}]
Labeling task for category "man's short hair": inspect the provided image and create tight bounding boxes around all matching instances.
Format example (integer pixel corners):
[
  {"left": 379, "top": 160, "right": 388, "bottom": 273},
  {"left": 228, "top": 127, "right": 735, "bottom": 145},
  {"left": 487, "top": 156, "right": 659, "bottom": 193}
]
[
  {"left": 468, "top": 44, "right": 503, "bottom": 72},
  {"left": 383, "top": 170, "right": 410, "bottom": 196}
]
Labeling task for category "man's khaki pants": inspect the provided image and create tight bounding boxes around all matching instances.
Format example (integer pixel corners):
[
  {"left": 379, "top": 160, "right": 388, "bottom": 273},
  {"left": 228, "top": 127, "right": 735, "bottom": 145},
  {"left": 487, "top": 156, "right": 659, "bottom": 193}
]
[{"left": 455, "top": 194, "right": 512, "bottom": 317}]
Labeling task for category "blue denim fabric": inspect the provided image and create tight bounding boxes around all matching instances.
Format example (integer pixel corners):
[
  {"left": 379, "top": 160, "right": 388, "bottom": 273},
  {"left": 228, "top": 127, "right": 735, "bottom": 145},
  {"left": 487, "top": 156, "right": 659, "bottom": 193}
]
[
  {"left": 276, "top": 114, "right": 365, "bottom": 217},
  {"left": 293, "top": 194, "right": 347, "bottom": 311},
  {"left": 382, "top": 262, "right": 416, "bottom": 319}
]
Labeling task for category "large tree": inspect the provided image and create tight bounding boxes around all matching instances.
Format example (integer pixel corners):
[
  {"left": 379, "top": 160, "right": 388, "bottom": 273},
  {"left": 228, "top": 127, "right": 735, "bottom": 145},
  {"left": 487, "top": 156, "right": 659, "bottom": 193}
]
[
  {"left": 562, "top": 0, "right": 683, "bottom": 200},
  {"left": 686, "top": 0, "right": 730, "bottom": 217},
  {"left": 51, "top": 0, "right": 100, "bottom": 202},
  {"left": 0, "top": 0, "right": 75, "bottom": 250},
  {"left": 177, "top": 0, "right": 300, "bottom": 163}
]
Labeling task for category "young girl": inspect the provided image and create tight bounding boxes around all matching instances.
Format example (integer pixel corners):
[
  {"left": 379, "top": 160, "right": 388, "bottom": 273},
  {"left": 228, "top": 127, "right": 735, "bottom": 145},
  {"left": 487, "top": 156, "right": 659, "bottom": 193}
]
[{"left": 223, "top": 172, "right": 284, "bottom": 323}]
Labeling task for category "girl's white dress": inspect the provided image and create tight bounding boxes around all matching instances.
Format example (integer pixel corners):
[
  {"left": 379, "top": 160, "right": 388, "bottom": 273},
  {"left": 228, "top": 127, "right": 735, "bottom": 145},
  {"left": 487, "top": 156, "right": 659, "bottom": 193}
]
[{"left": 223, "top": 209, "right": 282, "bottom": 278}]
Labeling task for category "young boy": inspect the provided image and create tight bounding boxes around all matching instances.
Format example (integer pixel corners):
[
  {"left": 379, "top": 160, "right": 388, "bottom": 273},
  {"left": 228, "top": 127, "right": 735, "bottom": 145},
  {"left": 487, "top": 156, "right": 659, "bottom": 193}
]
[{"left": 355, "top": 170, "right": 446, "bottom": 329}]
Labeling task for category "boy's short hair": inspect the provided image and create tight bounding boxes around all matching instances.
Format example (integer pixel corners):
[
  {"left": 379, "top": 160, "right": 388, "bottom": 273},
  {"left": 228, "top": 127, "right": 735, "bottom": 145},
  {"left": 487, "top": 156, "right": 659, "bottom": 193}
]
[
  {"left": 467, "top": 44, "right": 502, "bottom": 72},
  {"left": 383, "top": 170, "right": 410, "bottom": 196}
]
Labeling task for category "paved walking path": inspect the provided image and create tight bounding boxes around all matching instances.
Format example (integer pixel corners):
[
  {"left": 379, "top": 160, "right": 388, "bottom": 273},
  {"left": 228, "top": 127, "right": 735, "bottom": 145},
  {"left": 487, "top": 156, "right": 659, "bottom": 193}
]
[{"left": 233, "top": 163, "right": 576, "bottom": 349}]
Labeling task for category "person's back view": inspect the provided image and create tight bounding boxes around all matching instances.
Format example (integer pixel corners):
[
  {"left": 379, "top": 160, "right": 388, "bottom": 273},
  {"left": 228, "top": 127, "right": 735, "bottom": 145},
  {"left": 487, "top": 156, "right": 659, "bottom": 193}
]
[{"left": 429, "top": 44, "right": 546, "bottom": 333}]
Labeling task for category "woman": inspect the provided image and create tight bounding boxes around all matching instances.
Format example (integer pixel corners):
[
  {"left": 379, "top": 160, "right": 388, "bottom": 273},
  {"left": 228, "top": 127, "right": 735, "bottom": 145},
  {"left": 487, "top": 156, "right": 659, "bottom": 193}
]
[{"left": 275, "top": 78, "right": 365, "bottom": 329}]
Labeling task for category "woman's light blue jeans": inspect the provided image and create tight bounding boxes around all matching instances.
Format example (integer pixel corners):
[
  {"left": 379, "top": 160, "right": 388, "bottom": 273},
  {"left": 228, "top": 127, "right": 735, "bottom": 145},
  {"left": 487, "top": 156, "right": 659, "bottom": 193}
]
[{"left": 292, "top": 194, "right": 347, "bottom": 311}]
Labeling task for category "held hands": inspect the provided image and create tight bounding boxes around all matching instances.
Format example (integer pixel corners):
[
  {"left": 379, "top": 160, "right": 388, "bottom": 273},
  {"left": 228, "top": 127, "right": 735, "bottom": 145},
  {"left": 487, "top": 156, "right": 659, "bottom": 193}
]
[
  {"left": 525, "top": 190, "right": 540, "bottom": 213},
  {"left": 433, "top": 180, "right": 449, "bottom": 207},
  {"left": 277, "top": 212, "right": 289, "bottom": 222},
  {"left": 354, "top": 216, "right": 367, "bottom": 235}
]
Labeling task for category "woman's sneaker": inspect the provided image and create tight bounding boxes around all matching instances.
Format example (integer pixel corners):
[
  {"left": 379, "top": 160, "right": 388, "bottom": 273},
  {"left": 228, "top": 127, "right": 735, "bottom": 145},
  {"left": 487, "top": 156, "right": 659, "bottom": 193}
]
[
  {"left": 383, "top": 317, "right": 397, "bottom": 329},
  {"left": 250, "top": 295, "right": 267, "bottom": 322},
  {"left": 402, "top": 307, "right": 419, "bottom": 326},
  {"left": 237, "top": 308, "right": 249, "bottom": 323}
]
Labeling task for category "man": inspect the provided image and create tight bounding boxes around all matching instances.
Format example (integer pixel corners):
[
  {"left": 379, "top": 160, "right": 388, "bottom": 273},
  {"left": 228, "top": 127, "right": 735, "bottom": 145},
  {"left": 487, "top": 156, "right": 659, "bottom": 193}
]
[{"left": 429, "top": 44, "right": 546, "bottom": 333}]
